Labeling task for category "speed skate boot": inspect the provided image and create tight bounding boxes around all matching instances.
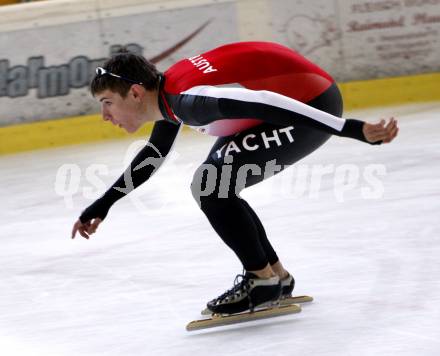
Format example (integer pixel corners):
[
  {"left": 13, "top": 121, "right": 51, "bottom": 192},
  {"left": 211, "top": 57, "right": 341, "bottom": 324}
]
[
  {"left": 207, "top": 272, "right": 281, "bottom": 315},
  {"left": 280, "top": 273, "right": 295, "bottom": 298}
]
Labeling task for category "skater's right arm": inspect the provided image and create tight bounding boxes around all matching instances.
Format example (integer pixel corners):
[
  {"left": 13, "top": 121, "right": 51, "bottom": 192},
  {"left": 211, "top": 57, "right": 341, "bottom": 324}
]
[
  {"left": 173, "top": 86, "right": 399, "bottom": 144},
  {"left": 72, "top": 120, "right": 181, "bottom": 239}
]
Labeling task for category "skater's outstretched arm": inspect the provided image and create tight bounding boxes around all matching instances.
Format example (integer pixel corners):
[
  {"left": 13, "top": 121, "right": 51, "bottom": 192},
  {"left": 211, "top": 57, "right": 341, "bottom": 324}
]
[
  {"left": 71, "top": 120, "right": 182, "bottom": 239},
  {"left": 171, "top": 86, "right": 398, "bottom": 144}
]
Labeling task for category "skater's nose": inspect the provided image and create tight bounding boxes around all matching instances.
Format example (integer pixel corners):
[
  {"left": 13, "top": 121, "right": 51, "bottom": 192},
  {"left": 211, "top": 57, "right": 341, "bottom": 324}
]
[{"left": 102, "top": 108, "right": 112, "bottom": 122}]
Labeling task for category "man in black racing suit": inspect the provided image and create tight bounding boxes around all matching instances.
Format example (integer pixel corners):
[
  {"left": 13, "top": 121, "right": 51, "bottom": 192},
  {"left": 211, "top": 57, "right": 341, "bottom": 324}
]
[{"left": 71, "top": 42, "right": 398, "bottom": 315}]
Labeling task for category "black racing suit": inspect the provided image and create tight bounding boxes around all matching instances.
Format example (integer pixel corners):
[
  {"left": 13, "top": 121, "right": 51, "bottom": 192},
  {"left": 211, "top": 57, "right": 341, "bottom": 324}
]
[{"left": 81, "top": 42, "right": 377, "bottom": 270}]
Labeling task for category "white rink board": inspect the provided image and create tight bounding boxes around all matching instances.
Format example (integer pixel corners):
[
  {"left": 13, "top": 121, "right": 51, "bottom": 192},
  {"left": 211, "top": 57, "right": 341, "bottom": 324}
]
[
  {"left": 0, "top": 103, "right": 439, "bottom": 355},
  {"left": 1, "top": 0, "right": 440, "bottom": 125}
]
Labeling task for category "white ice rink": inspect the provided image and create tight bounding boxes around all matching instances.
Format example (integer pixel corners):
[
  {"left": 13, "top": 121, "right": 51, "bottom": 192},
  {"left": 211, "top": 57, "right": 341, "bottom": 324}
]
[{"left": 1, "top": 103, "right": 439, "bottom": 356}]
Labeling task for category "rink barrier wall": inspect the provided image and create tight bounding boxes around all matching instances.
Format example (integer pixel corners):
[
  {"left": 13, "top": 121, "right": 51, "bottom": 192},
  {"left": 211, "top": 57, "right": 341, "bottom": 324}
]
[
  {"left": 1, "top": 71, "right": 440, "bottom": 155},
  {"left": 2, "top": 0, "right": 440, "bottom": 128},
  {"left": 338, "top": 72, "right": 440, "bottom": 111}
]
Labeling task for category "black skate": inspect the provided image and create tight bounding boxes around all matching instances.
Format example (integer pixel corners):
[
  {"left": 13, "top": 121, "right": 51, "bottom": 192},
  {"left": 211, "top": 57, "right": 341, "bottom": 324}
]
[
  {"left": 207, "top": 272, "right": 281, "bottom": 315},
  {"left": 280, "top": 273, "right": 295, "bottom": 298}
]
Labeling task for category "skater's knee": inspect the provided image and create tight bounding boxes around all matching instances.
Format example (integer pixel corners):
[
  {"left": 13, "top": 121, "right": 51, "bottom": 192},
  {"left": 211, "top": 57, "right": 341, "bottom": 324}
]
[
  {"left": 191, "top": 160, "right": 242, "bottom": 208},
  {"left": 191, "top": 162, "right": 220, "bottom": 207}
]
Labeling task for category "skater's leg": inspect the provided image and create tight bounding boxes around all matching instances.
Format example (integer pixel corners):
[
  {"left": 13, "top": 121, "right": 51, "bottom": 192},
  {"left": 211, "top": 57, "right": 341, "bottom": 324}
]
[
  {"left": 193, "top": 84, "right": 342, "bottom": 271},
  {"left": 208, "top": 189, "right": 288, "bottom": 278},
  {"left": 235, "top": 199, "right": 288, "bottom": 278},
  {"left": 192, "top": 84, "right": 343, "bottom": 312},
  {"left": 236, "top": 199, "right": 279, "bottom": 266},
  {"left": 193, "top": 121, "right": 332, "bottom": 270},
  {"left": 237, "top": 199, "right": 292, "bottom": 289},
  {"left": 191, "top": 171, "right": 271, "bottom": 272}
]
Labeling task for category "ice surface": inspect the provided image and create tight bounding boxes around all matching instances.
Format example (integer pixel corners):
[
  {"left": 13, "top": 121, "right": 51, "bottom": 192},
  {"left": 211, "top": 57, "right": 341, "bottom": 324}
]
[{"left": 0, "top": 103, "right": 439, "bottom": 355}]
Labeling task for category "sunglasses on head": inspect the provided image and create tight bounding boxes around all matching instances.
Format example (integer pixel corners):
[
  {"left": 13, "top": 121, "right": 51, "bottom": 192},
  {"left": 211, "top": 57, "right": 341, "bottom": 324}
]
[{"left": 95, "top": 67, "right": 143, "bottom": 85}]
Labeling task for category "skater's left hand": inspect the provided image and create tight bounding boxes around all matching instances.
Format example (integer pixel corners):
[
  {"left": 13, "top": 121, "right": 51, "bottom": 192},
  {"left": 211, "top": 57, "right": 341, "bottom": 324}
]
[
  {"left": 71, "top": 218, "right": 102, "bottom": 239},
  {"left": 363, "top": 117, "right": 399, "bottom": 144}
]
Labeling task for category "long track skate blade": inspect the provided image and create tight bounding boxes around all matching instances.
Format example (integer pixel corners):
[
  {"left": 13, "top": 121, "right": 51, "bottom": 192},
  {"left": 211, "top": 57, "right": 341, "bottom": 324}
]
[
  {"left": 281, "top": 295, "right": 314, "bottom": 304},
  {"left": 200, "top": 295, "right": 313, "bottom": 316},
  {"left": 187, "top": 304, "right": 301, "bottom": 331}
]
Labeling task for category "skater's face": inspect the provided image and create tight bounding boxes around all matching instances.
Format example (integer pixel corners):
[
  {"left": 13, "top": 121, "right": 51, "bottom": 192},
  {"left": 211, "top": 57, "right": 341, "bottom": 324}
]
[{"left": 95, "top": 86, "right": 147, "bottom": 133}]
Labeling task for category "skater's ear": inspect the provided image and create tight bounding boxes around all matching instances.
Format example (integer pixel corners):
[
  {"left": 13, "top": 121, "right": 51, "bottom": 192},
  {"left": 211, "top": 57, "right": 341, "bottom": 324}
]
[{"left": 129, "top": 84, "right": 147, "bottom": 101}]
